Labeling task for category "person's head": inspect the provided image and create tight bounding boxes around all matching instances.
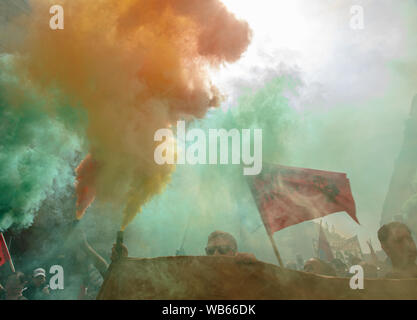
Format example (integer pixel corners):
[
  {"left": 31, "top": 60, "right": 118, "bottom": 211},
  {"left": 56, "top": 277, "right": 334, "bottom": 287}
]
[
  {"left": 303, "top": 258, "right": 336, "bottom": 276},
  {"left": 5, "top": 272, "right": 27, "bottom": 298},
  {"left": 304, "top": 258, "right": 321, "bottom": 273},
  {"left": 205, "top": 231, "right": 237, "bottom": 257},
  {"left": 285, "top": 262, "right": 297, "bottom": 270},
  {"left": 378, "top": 222, "right": 417, "bottom": 268},
  {"left": 32, "top": 268, "right": 46, "bottom": 287}
]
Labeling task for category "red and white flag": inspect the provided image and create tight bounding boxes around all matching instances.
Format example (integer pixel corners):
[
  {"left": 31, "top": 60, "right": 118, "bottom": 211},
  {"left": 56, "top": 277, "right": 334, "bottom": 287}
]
[
  {"left": 248, "top": 164, "right": 359, "bottom": 235},
  {"left": 0, "top": 233, "right": 12, "bottom": 269}
]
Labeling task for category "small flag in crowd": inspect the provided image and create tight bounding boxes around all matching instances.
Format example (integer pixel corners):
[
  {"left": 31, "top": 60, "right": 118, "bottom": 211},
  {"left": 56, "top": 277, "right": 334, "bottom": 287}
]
[
  {"left": 0, "top": 233, "right": 11, "bottom": 267},
  {"left": 0, "top": 232, "right": 14, "bottom": 272},
  {"left": 318, "top": 221, "right": 334, "bottom": 261}
]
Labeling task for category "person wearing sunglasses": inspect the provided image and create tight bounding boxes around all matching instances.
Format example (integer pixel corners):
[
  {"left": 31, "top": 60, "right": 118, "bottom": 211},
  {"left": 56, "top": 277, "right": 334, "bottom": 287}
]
[{"left": 205, "top": 230, "right": 256, "bottom": 263}]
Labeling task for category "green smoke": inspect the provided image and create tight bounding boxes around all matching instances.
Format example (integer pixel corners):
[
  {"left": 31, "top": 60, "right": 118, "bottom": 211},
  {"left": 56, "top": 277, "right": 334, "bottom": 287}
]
[
  {"left": 117, "top": 74, "right": 302, "bottom": 262},
  {"left": 113, "top": 70, "right": 416, "bottom": 263},
  {"left": 0, "top": 55, "right": 86, "bottom": 231}
]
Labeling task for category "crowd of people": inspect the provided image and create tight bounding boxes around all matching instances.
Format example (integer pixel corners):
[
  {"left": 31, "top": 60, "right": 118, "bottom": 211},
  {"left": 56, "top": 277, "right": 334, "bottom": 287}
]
[
  {"left": 0, "top": 231, "right": 108, "bottom": 300},
  {"left": 203, "top": 222, "right": 417, "bottom": 281},
  {"left": 1, "top": 220, "right": 417, "bottom": 300},
  {"left": 292, "top": 221, "right": 417, "bottom": 279},
  {"left": 0, "top": 269, "right": 49, "bottom": 300}
]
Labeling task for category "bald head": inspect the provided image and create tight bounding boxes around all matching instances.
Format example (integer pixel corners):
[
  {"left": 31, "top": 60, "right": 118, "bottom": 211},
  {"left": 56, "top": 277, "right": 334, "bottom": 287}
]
[{"left": 206, "top": 231, "right": 238, "bottom": 256}]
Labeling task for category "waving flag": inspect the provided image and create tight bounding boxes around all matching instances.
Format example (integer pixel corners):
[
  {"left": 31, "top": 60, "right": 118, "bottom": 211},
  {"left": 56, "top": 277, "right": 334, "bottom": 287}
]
[
  {"left": 0, "top": 233, "right": 12, "bottom": 269},
  {"left": 248, "top": 164, "right": 359, "bottom": 235}
]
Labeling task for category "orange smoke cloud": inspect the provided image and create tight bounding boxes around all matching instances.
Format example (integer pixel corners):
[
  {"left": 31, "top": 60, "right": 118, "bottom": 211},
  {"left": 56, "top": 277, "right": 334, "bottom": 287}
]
[{"left": 15, "top": 0, "right": 251, "bottom": 229}]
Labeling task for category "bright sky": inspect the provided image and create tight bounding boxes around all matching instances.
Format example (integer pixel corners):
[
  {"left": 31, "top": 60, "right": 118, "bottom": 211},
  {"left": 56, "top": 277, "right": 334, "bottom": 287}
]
[
  {"left": 216, "top": 0, "right": 416, "bottom": 103},
  {"left": 215, "top": 0, "right": 336, "bottom": 91},
  {"left": 215, "top": 0, "right": 417, "bottom": 251}
]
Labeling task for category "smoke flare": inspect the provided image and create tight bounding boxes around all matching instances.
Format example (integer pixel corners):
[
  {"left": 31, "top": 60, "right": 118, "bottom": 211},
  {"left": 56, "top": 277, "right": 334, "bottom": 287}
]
[{"left": 13, "top": 0, "right": 251, "bottom": 229}]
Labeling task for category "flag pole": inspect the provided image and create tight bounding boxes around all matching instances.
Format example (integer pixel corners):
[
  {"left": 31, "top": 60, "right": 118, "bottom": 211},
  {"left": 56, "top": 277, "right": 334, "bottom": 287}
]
[
  {"left": 317, "top": 219, "right": 322, "bottom": 257},
  {"left": 176, "top": 211, "right": 192, "bottom": 256},
  {"left": 266, "top": 232, "right": 284, "bottom": 267},
  {"left": 8, "top": 255, "right": 15, "bottom": 273},
  {"left": 244, "top": 176, "right": 284, "bottom": 268}
]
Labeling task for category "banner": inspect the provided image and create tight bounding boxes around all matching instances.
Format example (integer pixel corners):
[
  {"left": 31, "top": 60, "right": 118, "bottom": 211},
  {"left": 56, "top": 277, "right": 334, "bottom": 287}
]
[{"left": 248, "top": 164, "right": 359, "bottom": 234}]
